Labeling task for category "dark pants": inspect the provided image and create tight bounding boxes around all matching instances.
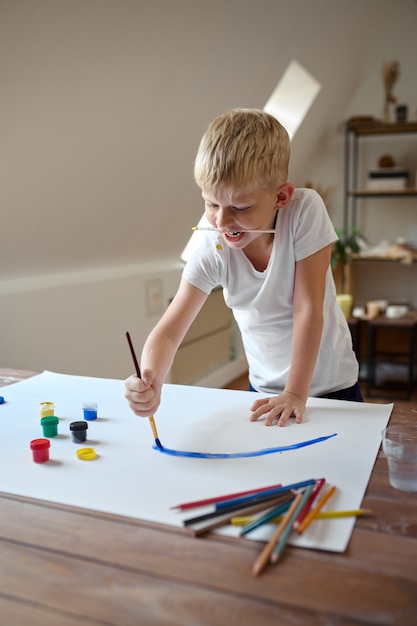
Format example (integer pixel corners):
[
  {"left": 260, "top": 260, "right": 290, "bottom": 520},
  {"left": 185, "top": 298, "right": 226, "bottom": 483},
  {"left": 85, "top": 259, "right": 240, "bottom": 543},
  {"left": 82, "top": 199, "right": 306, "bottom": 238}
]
[
  {"left": 249, "top": 382, "right": 363, "bottom": 402},
  {"left": 318, "top": 382, "right": 363, "bottom": 402}
]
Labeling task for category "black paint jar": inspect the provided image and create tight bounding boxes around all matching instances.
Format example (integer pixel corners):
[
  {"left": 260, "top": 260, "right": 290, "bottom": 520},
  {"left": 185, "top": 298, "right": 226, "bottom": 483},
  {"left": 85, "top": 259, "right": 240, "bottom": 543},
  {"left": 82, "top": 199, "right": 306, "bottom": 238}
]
[{"left": 70, "top": 420, "right": 88, "bottom": 443}]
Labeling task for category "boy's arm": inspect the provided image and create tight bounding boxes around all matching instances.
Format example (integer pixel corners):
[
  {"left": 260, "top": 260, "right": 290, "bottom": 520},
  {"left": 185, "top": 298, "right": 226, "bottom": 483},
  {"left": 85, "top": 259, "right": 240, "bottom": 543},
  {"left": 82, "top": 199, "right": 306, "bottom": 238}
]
[
  {"left": 125, "top": 278, "right": 208, "bottom": 416},
  {"left": 250, "top": 244, "right": 332, "bottom": 426},
  {"left": 285, "top": 243, "right": 332, "bottom": 401}
]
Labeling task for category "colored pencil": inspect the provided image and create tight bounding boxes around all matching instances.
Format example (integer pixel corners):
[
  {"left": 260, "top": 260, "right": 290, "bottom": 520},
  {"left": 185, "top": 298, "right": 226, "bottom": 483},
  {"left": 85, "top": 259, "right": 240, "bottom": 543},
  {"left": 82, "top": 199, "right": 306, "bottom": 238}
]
[
  {"left": 125, "top": 331, "right": 162, "bottom": 449},
  {"left": 240, "top": 494, "right": 295, "bottom": 536},
  {"left": 186, "top": 497, "right": 289, "bottom": 537},
  {"left": 170, "top": 483, "right": 283, "bottom": 511},
  {"left": 192, "top": 226, "right": 277, "bottom": 234},
  {"left": 296, "top": 485, "right": 337, "bottom": 534},
  {"left": 215, "top": 478, "right": 316, "bottom": 510},
  {"left": 252, "top": 491, "right": 304, "bottom": 577},
  {"left": 183, "top": 492, "right": 292, "bottom": 527},
  {"left": 293, "top": 477, "right": 325, "bottom": 530},
  {"left": 270, "top": 484, "right": 315, "bottom": 563},
  {"left": 313, "top": 509, "right": 373, "bottom": 519},
  {"left": 231, "top": 509, "right": 373, "bottom": 525}
]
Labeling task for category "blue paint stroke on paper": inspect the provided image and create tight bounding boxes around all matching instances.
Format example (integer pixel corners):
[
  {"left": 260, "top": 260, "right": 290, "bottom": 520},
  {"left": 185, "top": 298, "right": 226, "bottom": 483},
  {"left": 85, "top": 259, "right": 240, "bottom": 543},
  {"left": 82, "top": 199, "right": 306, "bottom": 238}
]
[{"left": 152, "top": 433, "right": 337, "bottom": 459}]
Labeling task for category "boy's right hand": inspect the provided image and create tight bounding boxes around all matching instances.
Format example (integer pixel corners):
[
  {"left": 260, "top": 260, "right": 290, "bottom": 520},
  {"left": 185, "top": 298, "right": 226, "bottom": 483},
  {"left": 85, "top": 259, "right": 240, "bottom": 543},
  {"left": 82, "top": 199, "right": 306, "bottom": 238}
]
[{"left": 124, "top": 370, "right": 161, "bottom": 417}]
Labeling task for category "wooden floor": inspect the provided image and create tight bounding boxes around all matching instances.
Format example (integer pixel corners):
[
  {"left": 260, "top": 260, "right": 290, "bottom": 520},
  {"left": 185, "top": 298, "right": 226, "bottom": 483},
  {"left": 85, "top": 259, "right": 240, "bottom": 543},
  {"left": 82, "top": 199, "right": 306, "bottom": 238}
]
[{"left": 224, "top": 372, "right": 417, "bottom": 404}]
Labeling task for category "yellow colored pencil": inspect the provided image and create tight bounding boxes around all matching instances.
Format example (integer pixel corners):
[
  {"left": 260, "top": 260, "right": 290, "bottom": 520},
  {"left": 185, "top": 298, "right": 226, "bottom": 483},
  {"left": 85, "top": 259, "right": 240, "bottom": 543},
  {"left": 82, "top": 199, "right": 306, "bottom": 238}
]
[
  {"left": 231, "top": 509, "right": 372, "bottom": 525},
  {"left": 314, "top": 509, "right": 372, "bottom": 519},
  {"left": 296, "top": 485, "right": 336, "bottom": 534}
]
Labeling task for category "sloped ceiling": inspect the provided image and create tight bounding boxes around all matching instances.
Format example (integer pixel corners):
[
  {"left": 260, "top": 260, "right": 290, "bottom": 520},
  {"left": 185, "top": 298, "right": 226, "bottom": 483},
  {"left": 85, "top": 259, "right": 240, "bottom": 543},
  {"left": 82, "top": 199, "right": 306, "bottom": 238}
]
[{"left": 1, "top": 0, "right": 414, "bottom": 281}]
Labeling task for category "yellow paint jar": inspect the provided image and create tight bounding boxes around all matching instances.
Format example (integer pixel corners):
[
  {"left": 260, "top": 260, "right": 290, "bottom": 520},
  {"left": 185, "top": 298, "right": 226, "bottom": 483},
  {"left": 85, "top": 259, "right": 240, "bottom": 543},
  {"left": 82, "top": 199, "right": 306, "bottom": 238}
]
[{"left": 40, "top": 401, "right": 55, "bottom": 418}]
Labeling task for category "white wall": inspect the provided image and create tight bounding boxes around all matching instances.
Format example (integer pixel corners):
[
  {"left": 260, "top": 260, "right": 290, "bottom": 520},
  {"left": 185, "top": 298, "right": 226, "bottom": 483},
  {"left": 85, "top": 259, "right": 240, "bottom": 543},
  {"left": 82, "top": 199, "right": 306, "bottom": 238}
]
[
  {"left": 1, "top": 0, "right": 416, "bottom": 378},
  {"left": 0, "top": 261, "right": 183, "bottom": 378}
]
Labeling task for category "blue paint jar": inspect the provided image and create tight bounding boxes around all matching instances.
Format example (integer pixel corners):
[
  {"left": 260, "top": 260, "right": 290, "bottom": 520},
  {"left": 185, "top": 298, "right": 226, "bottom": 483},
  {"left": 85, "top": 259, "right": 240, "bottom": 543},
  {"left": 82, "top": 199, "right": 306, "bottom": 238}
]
[{"left": 83, "top": 401, "right": 98, "bottom": 421}]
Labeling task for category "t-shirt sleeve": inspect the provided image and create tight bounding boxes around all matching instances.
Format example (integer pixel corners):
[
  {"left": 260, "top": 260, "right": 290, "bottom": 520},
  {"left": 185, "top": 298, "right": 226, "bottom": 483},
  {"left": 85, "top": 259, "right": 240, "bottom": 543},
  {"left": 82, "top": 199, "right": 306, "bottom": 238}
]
[
  {"left": 293, "top": 189, "right": 338, "bottom": 262},
  {"left": 182, "top": 236, "right": 222, "bottom": 294}
]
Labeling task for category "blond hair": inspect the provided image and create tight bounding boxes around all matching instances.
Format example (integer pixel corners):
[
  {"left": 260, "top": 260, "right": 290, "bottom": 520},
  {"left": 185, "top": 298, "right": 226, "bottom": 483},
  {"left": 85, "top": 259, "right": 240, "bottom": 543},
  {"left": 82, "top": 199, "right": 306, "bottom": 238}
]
[{"left": 194, "top": 108, "right": 290, "bottom": 193}]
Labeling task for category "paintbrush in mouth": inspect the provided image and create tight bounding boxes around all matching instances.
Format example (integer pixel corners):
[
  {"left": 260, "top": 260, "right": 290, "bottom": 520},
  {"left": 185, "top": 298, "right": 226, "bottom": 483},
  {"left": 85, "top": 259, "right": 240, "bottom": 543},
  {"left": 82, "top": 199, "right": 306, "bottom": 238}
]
[{"left": 192, "top": 226, "right": 277, "bottom": 234}]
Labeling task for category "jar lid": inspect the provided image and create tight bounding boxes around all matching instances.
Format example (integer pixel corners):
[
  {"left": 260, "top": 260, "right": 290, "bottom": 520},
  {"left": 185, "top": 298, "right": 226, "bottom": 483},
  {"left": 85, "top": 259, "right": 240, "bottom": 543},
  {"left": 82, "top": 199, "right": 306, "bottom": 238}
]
[
  {"left": 70, "top": 420, "right": 88, "bottom": 431},
  {"left": 30, "top": 438, "right": 51, "bottom": 450},
  {"left": 40, "top": 415, "right": 59, "bottom": 425},
  {"left": 76, "top": 447, "right": 96, "bottom": 461},
  {"left": 83, "top": 402, "right": 97, "bottom": 409}
]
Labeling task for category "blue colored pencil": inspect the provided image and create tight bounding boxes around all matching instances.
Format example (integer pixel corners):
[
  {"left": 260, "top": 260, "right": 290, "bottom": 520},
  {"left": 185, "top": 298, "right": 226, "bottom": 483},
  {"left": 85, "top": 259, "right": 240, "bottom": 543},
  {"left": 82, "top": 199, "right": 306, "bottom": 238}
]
[
  {"left": 183, "top": 492, "right": 291, "bottom": 527},
  {"left": 216, "top": 478, "right": 316, "bottom": 510}
]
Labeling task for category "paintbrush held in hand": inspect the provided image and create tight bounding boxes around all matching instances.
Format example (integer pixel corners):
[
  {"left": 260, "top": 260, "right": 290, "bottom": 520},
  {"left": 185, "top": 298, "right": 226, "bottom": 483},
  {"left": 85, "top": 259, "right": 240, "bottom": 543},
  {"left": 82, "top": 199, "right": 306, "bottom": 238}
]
[{"left": 125, "top": 331, "right": 162, "bottom": 449}]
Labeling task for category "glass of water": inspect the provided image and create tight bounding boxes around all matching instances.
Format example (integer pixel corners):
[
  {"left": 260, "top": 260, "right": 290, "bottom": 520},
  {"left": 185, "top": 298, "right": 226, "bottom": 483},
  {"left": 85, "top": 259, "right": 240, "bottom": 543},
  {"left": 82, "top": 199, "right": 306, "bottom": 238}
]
[{"left": 382, "top": 425, "right": 417, "bottom": 492}]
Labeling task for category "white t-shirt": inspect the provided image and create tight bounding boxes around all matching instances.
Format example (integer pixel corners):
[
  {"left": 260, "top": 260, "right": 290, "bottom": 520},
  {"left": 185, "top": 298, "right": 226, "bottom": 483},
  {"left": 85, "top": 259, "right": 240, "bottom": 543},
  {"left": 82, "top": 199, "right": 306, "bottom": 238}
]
[{"left": 182, "top": 188, "right": 359, "bottom": 396}]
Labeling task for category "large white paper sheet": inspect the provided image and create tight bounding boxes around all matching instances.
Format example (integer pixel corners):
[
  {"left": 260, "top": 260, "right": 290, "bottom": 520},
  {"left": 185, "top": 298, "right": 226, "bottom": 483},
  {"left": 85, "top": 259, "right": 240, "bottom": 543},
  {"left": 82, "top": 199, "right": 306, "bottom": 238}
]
[{"left": 1, "top": 371, "right": 392, "bottom": 552}]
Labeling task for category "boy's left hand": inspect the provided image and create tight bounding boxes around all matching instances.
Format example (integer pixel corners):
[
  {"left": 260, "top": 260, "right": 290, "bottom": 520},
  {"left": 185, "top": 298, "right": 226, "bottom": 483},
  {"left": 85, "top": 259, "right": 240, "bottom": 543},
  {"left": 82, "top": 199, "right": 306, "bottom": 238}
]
[{"left": 249, "top": 391, "right": 306, "bottom": 427}]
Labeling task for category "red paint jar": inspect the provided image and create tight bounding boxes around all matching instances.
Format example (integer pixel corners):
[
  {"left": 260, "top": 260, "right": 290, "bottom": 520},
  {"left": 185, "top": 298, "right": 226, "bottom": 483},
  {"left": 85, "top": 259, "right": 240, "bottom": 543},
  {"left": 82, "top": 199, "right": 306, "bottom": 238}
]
[{"left": 30, "top": 438, "right": 51, "bottom": 463}]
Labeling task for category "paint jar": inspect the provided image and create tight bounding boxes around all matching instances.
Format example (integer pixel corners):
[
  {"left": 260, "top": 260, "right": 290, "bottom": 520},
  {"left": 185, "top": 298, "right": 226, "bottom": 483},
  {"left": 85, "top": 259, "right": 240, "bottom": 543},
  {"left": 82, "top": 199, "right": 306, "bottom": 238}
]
[
  {"left": 83, "top": 402, "right": 98, "bottom": 421},
  {"left": 30, "top": 438, "right": 51, "bottom": 463},
  {"left": 70, "top": 420, "right": 88, "bottom": 443},
  {"left": 40, "top": 401, "right": 55, "bottom": 418},
  {"left": 40, "top": 415, "right": 59, "bottom": 438}
]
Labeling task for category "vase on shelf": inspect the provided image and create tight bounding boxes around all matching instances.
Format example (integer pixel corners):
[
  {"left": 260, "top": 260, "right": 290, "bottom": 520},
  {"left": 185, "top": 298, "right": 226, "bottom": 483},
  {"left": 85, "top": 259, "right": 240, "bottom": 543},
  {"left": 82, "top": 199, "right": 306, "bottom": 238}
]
[{"left": 382, "top": 61, "right": 399, "bottom": 123}]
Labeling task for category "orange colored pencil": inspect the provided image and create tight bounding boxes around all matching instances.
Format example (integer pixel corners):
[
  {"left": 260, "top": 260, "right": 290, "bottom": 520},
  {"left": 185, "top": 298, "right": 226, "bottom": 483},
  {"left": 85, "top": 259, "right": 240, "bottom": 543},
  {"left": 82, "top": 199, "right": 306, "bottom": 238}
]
[{"left": 252, "top": 492, "right": 303, "bottom": 577}]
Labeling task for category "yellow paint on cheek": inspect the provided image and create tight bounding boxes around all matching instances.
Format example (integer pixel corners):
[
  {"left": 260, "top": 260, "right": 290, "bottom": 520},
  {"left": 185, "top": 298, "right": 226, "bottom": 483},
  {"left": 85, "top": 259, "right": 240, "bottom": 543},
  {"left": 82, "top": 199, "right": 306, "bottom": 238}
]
[{"left": 216, "top": 244, "right": 223, "bottom": 250}]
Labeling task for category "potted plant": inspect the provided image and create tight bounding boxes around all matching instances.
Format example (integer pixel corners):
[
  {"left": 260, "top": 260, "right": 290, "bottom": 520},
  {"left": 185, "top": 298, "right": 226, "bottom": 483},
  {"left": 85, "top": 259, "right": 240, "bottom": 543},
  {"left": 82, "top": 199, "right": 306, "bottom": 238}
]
[{"left": 331, "top": 228, "right": 367, "bottom": 315}]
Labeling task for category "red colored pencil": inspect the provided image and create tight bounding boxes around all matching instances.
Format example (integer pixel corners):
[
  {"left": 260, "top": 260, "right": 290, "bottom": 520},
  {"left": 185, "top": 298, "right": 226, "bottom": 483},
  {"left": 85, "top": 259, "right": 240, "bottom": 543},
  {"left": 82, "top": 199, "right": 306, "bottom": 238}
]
[
  {"left": 293, "top": 478, "right": 325, "bottom": 530},
  {"left": 170, "top": 483, "right": 282, "bottom": 511}
]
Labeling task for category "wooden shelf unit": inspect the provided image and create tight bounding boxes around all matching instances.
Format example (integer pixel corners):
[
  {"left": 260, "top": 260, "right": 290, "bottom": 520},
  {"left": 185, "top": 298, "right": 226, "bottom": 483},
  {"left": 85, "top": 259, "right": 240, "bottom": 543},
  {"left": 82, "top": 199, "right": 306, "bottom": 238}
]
[{"left": 343, "top": 119, "right": 417, "bottom": 234}]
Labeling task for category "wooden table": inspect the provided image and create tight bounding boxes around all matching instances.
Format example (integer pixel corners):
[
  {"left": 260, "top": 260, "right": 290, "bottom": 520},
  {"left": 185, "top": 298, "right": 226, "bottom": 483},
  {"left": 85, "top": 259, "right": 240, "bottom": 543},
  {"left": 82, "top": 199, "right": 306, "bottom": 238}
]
[{"left": 1, "top": 369, "right": 416, "bottom": 625}]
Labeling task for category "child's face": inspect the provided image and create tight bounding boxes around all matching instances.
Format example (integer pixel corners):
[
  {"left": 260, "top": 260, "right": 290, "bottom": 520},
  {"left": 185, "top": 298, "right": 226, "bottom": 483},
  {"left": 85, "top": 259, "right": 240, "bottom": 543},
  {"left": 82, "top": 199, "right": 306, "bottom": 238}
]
[{"left": 202, "top": 186, "right": 281, "bottom": 249}]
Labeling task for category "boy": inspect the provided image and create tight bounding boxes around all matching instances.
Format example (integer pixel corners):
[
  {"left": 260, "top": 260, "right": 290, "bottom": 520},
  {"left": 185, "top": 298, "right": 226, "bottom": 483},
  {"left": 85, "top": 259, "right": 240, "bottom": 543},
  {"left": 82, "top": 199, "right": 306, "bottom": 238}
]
[{"left": 125, "top": 108, "right": 361, "bottom": 427}]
